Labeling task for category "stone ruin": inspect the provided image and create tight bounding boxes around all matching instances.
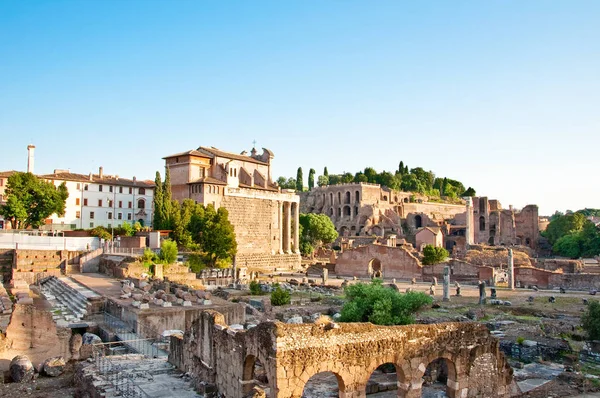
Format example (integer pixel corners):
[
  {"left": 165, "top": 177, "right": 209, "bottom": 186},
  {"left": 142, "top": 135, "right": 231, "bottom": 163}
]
[{"left": 168, "top": 310, "right": 514, "bottom": 398}]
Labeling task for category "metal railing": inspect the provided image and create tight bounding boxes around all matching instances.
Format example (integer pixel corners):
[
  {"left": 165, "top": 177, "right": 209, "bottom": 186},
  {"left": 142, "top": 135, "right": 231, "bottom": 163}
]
[{"left": 93, "top": 344, "right": 151, "bottom": 398}]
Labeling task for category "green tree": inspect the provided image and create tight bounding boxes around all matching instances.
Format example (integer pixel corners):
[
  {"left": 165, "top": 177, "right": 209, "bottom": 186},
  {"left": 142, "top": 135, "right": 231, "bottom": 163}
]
[
  {"left": 296, "top": 167, "right": 303, "bottom": 191},
  {"left": 544, "top": 213, "right": 587, "bottom": 245},
  {"left": 363, "top": 167, "right": 377, "bottom": 183},
  {"left": 328, "top": 174, "right": 342, "bottom": 185},
  {"left": 317, "top": 175, "right": 329, "bottom": 187},
  {"left": 308, "top": 168, "right": 315, "bottom": 190},
  {"left": 341, "top": 172, "right": 354, "bottom": 184},
  {"left": 162, "top": 167, "right": 173, "bottom": 230},
  {"left": 400, "top": 174, "right": 425, "bottom": 193},
  {"left": 276, "top": 176, "right": 297, "bottom": 189},
  {"left": 410, "top": 167, "right": 435, "bottom": 191},
  {"left": 582, "top": 300, "right": 600, "bottom": 340},
  {"left": 553, "top": 233, "right": 582, "bottom": 258},
  {"left": 299, "top": 213, "right": 338, "bottom": 246},
  {"left": 462, "top": 187, "right": 476, "bottom": 197},
  {"left": 398, "top": 161, "right": 405, "bottom": 175},
  {"left": 153, "top": 171, "right": 164, "bottom": 229},
  {"left": 160, "top": 239, "right": 178, "bottom": 264},
  {"left": 323, "top": 167, "right": 328, "bottom": 177},
  {"left": 198, "top": 206, "right": 237, "bottom": 267},
  {"left": 339, "top": 280, "right": 432, "bottom": 325},
  {"left": 375, "top": 171, "right": 400, "bottom": 190},
  {"left": 0, "top": 172, "right": 68, "bottom": 229},
  {"left": 118, "top": 221, "right": 135, "bottom": 237},
  {"left": 354, "top": 172, "right": 368, "bottom": 183},
  {"left": 270, "top": 284, "right": 291, "bottom": 306},
  {"left": 422, "top": 245, "right": 449, "bottom": 265}
]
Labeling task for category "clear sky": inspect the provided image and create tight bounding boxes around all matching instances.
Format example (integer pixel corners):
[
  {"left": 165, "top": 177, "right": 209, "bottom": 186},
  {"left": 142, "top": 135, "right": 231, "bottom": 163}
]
[{"left": 1, "top": 1, "right": 598, "bottom": 216}]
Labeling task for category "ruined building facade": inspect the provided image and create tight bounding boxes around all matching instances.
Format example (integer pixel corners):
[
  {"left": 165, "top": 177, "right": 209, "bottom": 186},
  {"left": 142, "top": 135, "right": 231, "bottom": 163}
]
[
  {"left": 164, "top": 146, "right": 301, "bottom": 270},
  {"left": 300, "top": 184, "right": 540, "bottom": 251}
]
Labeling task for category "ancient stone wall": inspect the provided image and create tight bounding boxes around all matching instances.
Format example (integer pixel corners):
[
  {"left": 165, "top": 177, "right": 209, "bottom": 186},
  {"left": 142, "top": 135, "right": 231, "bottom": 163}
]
[
  {"left": 422, "top": 259, "right": 480, "bottom": 282},
  {"left": 534, "top": 258, "right": 583, "bottom": 273},
  {"left": 335, "top": 244, "right": 422, "bottom": 280},
  {"left": 170, "top": 310, "right": 513, "bottom": 398},
  {"left": 3, "top": 303, "right": 72, "bottom": 366}
]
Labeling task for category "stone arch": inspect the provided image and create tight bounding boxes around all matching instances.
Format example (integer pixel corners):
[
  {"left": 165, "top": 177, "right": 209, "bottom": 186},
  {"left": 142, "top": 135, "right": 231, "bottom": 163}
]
[
  {"left": 417, "top": 354, "right": 459, "bottom": 398},
  {"left": 343, "top": 205, "right": 351, "bottom": 217},
  {"left": 242, "top": 354, "right": 269, "bottom": 394},
  {"left": 368, "top": 258, "right": 382, "bottom": 277},
  {"left": 329, "top": 193, "right": 333, "bottom": 205},
  {"left": 394, "top": 195, "right": 398, "bottom": 203},
  {"left": 329, "top": 207, "right": 334, "bottom": 216},
  {"left": 479, "top": 216, "right": 486, "bottom": 231},
  {"left": 364, "top": 360, "right": 408, "bottom": 398},
  {"left": 301, "top": 371, "right": 346, "bottom": 397},
  {"left": 414, "top": 215, "right": 423, "bottom": 229},
  {"left": 403, "top": 198, "right": 409, "bottom": 203},
  {"left": 355, "top": 190, "right": 360, "bottom": 203},
  {"left": 345, "top": 191, "right": 351, "bottom": 204},
  {"left": 137, "top": 198, "right": 145, "bottom": 209},
  {"left": 338, "top": 192, "right": 341, "bottom": 204}
]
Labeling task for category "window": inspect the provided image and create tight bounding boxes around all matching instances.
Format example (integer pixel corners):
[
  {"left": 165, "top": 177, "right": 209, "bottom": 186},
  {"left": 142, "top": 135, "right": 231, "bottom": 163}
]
[
  {"left": 83, "top": 198, "right": 88, "bottom": 206},
  {"left": 99, "top": 185, "right": 103, "bottom": 192},
  {"left": 128, "top": 201, "right": 132, "bottom": 209},
  {"left": 118, "top": 200, "right": 122, "bottom": 208},
  {"left": 76, "top": 183, "right": 80, "bottom": 189},
  {"left": 76, "top": 211, "right": 81, "bottom": 219},
  {"left": 90, "top": 222, "right": 94, "bottom": 228},
  {"left": 139, "top": 188, "right": 146, "bottom": 195},
  {"left": 107, "top": 223, "right": 111, "bottom": 229},
  {"left": 76, "top": 198, "right": 80, "bottom": 205},
  {"left": 98, "top": 199, "right": 103, "bottom": 207},
  {"left": 109, "top": 186, "right": 113, "bottom": 193},
  {"left": 129, "top": 187, "right": 132, "bottom": 194},
  {"left": 137, "top": 199, "right": 145, "bottom": 209},
  {"left": 127, "top": 213, "right": 132, "bottom": 221},
  {"left": 108, "top": 212, "right": 113, "bottom": 220},
  {"left": 84, "top": 184, "right": 89, "bottom": 191},
  {"left": 108, "top": 200, "right": 113, "bottom": 208},
  {"left": 90, "top": 211, "right": 95, "bottom": 219},
  {"left": 119, "top": 186, "right": 123, "bottom": 194},
  {"left": 118, "top": 213, "right": 123, "bottom": 220},
  {"left": 0, "top": 179, "right": 3, "bottom": 186}
]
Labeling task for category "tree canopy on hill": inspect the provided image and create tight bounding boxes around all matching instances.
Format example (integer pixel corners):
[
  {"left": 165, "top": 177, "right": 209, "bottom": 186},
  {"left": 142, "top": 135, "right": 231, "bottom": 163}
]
[
  {"left": 277, "top": 161, "right": 474, "bottom": 199},
  {"left": 543, "top": 211, "right": 600, "bottom": 258}
]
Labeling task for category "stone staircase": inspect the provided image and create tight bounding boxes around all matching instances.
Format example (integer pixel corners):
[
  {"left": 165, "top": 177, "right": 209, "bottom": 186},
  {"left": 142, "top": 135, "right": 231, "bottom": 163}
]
[{"left": 40, "top": 276, "right": 91, "bottom": 323}]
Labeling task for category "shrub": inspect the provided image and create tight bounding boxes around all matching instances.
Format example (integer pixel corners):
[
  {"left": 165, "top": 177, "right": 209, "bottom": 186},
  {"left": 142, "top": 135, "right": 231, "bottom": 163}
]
[
  {"left": 516, "top": 336, "right": 525, "bottom": 345},
  {"left": 187, "top": 252, "right": 207, "bottom": 274},
  {"left": 159, "top": 239, "right": 178, "bottom": 264},
  {"left": 141, "top": 248, "right": 156, "bottom": 263},
  {"left": 339, "top": 279, "right": 432, "bottom": 325},
  {"left": 270, "top": 285, "right": 291, "bottom": 306},
  {"left": 582, "top": 300, "right": 600, "bottom": 341},
  {"left": 249, "top": 280, "right": 262, "bottom": 296},
  {"left": 422, "top": 245, "right": 449, "bottom": 265}
]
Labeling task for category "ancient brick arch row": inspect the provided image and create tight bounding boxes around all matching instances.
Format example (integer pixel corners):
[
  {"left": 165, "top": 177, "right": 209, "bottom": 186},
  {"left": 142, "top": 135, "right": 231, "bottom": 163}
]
[{"left": 285, "top": 347, "right": 505, "bottom": 398}]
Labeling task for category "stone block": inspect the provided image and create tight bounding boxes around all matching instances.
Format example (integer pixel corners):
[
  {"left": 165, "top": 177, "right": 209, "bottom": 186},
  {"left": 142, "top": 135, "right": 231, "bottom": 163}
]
[
  {"left": 182, "top": 301, "right": 192, "bottom": 307},
  {"left": 162, "top": 301, "right": 172, "bottom": 308},
  {"left": 202, "top": 300, "right": 212, "bottom": 305},
  {"left": 140, "top": 303, "right": 150, "bottom": 310}
]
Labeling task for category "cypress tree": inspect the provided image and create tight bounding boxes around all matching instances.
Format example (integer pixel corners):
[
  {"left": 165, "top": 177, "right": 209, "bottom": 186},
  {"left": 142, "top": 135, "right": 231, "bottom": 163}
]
[
  {"left": 308, "top": 168, "right": 315, "bottom": 190},
  {"left": 399, "top": 161, "right": 404, "bottom": 175},
  {"left": 296, "top": 167, "right": 303, "bottom": 191},
  {"left": 153, "top": 171, "right": 164, "bottom": 229},
  {"left": 162, "top": 166, "right": 173, "bottom": 230},
  {"left": 324, "top": 167, "right": 329, "bottom": 177}
]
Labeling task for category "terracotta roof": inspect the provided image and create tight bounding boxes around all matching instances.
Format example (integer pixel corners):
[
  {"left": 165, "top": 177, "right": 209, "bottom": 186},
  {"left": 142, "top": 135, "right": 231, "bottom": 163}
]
[
  {"left": 238, "top": 183, "right": 279, "bottom": 192},
  {"left": 162, "top": 150, "right": 209, "bottom": 159},
  {"left": 40, "top": 172, "right": 155, "bottom": 188},
  {"left": 416, "top": 227, "right": 442, "bottom": 235},
  {"left": 197, "top": 147, "right": 268, "bottom": 165},
  {"left": 187, "top": 177, "right": 227, "bottom": 185},
  {"left": 0, "top": 170, "right": 17, "bottom": 178}
]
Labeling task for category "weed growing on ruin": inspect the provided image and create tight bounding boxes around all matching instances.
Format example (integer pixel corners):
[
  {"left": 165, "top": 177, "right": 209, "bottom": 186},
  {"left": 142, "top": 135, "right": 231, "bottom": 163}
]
[
  {"left": 582, "top": 300, "right": 600, "bottom": 340},
  {"left": 249, "top": 281, "right": 263, "bottom": 295}
]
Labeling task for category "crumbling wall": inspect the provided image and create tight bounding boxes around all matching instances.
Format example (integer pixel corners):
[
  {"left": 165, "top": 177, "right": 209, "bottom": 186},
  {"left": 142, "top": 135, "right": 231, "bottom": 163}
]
[{"left": 335, "top": 244, "right": 422, "bottom": 279}]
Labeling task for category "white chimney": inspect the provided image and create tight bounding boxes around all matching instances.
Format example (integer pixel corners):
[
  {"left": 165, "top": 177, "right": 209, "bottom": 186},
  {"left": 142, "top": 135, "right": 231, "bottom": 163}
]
[
  {"left": 27, "top": 145, "right": 35, "bottom": 173},
  {"left": 99, "top": 166, "right": 104, "bottom": 178}
]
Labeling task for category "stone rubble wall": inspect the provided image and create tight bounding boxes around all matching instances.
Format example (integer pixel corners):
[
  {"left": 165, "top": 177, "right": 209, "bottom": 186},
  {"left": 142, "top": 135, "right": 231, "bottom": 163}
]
[
  {"left": 335, "top": 244, "right": 422, "bottom": 279},
  {"left": 169, "top": 310, "right": 513, "bottom": 398}
]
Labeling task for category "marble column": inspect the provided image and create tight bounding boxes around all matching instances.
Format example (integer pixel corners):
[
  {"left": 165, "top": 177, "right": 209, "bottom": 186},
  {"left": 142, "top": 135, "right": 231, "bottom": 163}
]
[
  {"left": 508, "top": 248, "right": 515, "bottom": 290},
  {"left": 293, "top": 202, "right": 300, "bottom": 254},
  {"left": 443, "top": 266, "right": 450, "bottom": 302},
  {"left": 283, "top": 202, "right": 291, "bottom": 253},
  {"left": 278, "top": 201, "right": 283, "bottom": 254},
  {"left": 465, "top": 197, "right": 474, "bottom": 246}
]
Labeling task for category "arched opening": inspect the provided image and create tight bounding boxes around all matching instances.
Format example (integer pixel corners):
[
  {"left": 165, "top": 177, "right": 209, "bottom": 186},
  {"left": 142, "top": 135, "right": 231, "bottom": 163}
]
[
  {"left": 343, "top": 206, "right": 351, "bottom": 216},
  {"left": 525, "top": 238, "right": 531, "bottom": 246},
  {"left": 337, "top": 208, "right": 342, "bottom": 217},
  {"left": 355, "top": 191, "right": 360, "bottom": 203},
  {"left": 445, "top": 240, "right": 456, "bottom": 251},
  {"left": 137, "top": 199, "right": 145, "bottom": 209},
  {"left": 354, "top": 206, "right": 359, "bottom": 217},
  {"left": 488, "top": 237, "right": 495, "bottom": 245},
  {"left": 242, "top": 355, "right": 269, "bottom": 395},
  {"left": 138, "top": 219, "right": 144, "bottom": 227},
  {"left": 139, "top": 187, "right": 146, "bottom": 195},
  {"left": 340, "top": 226, "right": 349, "bottom": 236},
  {"left": 329, "top": 208, "right": 334, "bottom": 216},
  {"left": 345, "top": 191, "right": 351, "bottom": 204},
  {"left": 366, "top": 363, "right": 402, "bottom": 396},
  {"left": 329, "top": 193, "right": 333, "bottom": 204},
  {"left": 383, "top": 195, "right": 388, "bottom": 201},
  {"left": 337, "top": 192, "right": 341, "bottom": 204},
  {"left": 369, "top": 258, "right": 382, "bottom": 278},
  {"left": 414, "top": 215, "right": 423, "bottom": 229},
  {"left": 302, "top": 371, "right": 344, "bottom": 397},
  {"left": 394, "top": 196, "right": 398, "bottom": 203},
  {"left": 421, "top": 357, "right": 456, "bottom": 397},
  {"left": 403, "top": 198, "right": 409, "bottom": 203},
  {"left": 479, "top": 216, "right": 486, "bottom": 231}
]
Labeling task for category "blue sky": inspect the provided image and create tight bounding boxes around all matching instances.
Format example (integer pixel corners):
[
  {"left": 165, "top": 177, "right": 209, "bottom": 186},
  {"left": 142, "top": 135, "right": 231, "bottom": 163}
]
[{"left": 1, "top": 1, "right": 598, "bottom": 216}]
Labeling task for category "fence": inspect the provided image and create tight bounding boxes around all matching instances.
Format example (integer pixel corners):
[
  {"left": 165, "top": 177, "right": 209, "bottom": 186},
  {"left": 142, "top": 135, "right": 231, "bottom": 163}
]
[
  {"left": 0, "top": 232, "right": 99, "bottom": 251},
  {"left": 104, "top": 247, "right": 147, "bottom": 257},
  {"left": 93, "top": 344, "right": 151, "bottom": 398}
]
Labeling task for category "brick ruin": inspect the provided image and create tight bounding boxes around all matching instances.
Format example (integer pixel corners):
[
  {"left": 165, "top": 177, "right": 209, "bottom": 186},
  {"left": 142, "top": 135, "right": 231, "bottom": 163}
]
[
  {"left": 165, "top": 146, "right": 302, "bottom": 272},
  {"left": 300, "top": 184, "right": 540, "bottom": 252},
  {"left": 169, "top": 310, "right": 514, "bottom": 398}
]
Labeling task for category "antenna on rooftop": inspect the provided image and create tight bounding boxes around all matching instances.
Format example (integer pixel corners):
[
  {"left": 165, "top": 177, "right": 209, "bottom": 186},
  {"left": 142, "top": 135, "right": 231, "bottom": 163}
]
[{"left": 252, "top": 139, "right": 257, "bottom": 148}]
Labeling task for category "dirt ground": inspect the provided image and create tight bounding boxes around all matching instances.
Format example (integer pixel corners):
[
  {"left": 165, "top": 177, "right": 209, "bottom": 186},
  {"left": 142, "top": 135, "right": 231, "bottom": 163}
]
[{"left": 0, "top": 362, "right": 76, "bottom": 398}]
